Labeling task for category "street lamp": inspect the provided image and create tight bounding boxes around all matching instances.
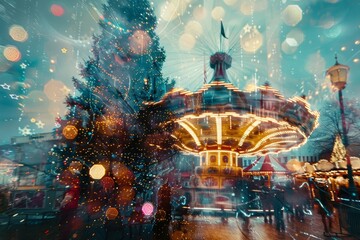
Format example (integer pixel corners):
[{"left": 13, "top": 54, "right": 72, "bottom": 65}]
[{"left": 326, "top": 55, "right": 358, "bottom": 199}]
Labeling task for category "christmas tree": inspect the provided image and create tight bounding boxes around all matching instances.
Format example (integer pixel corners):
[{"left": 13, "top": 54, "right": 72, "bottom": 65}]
[
  {"left": 97, "top": 0, "right": 169, "bottom": 108},
  {"left": 330, "top": 134, "right": 346, "bottom": 163},
  {"left": 51, "top": 0, "right": 176, "bottom": 211}
]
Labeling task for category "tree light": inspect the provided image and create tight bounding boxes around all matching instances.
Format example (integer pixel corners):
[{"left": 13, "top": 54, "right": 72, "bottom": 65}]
[{"left": 89, "top": 164, "right": 106, "bottom": 180}]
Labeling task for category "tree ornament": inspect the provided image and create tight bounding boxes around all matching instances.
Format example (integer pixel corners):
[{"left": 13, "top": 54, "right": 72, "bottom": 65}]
[{"left": 62, "top": 124, "right": 78, "bottom": 140}]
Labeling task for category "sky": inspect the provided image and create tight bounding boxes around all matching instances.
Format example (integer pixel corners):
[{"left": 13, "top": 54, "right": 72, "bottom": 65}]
[{"left": 0, "top": 0, "right": 360, "bottom": 144}]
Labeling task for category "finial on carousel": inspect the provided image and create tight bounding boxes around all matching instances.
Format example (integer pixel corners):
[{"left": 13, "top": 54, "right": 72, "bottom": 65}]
[{"left": 210, "top": 52, "right": 232, "bottom": 83}]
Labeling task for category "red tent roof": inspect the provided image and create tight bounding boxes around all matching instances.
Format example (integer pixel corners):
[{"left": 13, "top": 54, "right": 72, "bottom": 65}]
[{"left": 243, "top": 155, "right": 288, "bottom": 173}]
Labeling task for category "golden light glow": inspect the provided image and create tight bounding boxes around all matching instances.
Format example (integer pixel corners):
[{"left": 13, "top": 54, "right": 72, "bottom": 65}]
[
  {"left": 89, "top": 164, "right": 106, "bottom": 180},
  {"left": 216, "top": 116, "right": 222, "bottom": 145},
  {"left": 150, "top": 76, "right": 319, "bottom": 158},
  {"left": 178, "top": 121, "right": 201, "bottom": 146},
  {"left": 3, "top": 45, "right": 21, "bottom": 62},
  {"left": 9, "top": 25, "right": 28, "bottom": 42},
  {"left": 239, "top": 120, "right": 261, "bottom": 146},
  {"left": 105, "top": 207, "right": 118, "bottom": 220},
  {"left": 62, "top": 124, "right": 78, "bottom": 140}
]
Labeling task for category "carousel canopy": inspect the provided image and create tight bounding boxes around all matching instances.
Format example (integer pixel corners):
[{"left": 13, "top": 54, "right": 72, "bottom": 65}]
[
  {"left": 147, "top": 52, "right": 319, "bottom": 157},
  {"left": 243, "top": 155, "right": 287, "bottom": 173}
]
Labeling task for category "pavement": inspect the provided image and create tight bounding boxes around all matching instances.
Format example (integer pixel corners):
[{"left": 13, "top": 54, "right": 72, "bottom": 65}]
[{"left": 0, "top": 206, "right": 359, "bottom": 240}]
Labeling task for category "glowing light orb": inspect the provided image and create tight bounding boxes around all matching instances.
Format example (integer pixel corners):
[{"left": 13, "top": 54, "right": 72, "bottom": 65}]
[
  {"left": 316, "top": 159, "right": 334, "bottom": 171},
  {"left": 116, "top": 185, "right": 135, "bottom": 206},
  {"left": 62, "top": 125, "right": 78, "bottom": 140},
  {"left": 240, "top": 27, "right": 263, "bottom": 53},
  {"left": 287, "top": 29, "right": 304, "bottom": 45},
  {"left": 9, "top": 25, "right": 28, "bottom": 42},
  {"left": 193, "top": 6, "right": 206, "bottom": 20},
  {"left": 286, "top": 159, "right": 302, "bottom": 172},
  {"left": 281, "top": 39, "right": 297, "bottom": 55},
  {"left": 179, "top": 33, "right": 196, "bottom": 51},
  {"left": 281, "top": 5, "right": 302, "bottom": 26},
  {"left": 141, "top": 202, "right": 154, "bottom": 216},
  {"left": 185, "top": 20, "right": 203, "bottom": 37},
  {"left": 105, "top": 207, "right": 119, "bottom": 220},
  {"left": 304, "top": 162, "right": 315, "bottom": 174},
  {"left": 324, "top": 25, "right": 342, "bottom": 39},
  {"left": 44, "top": 79, "right": 69, "bottom": 102},
  {"left": 101, "top": 176, "right": 115, "bottom": 189},
  {"left": 3, "top": 46, "right": 21, "bottom": 62},
  {"left": 211, "top": 6, "right": 225, "bottom": 21},
  {"left": 129, "top": 30, "right": 151, "bottom": 55},
  {"left": 319, "top": 15, "right": 335, "bottom": 29},
  {"left": 89, "top": 164, "right": 106, "bottom": 180},
  {"left": 51, "top": 4, "right": 65, "bottom": 17},
  {"left": 112, "top": 162, "right": 135, "bottom": 186}
]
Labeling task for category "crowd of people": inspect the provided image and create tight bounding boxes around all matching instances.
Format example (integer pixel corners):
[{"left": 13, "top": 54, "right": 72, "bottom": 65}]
[
  {"left": 1, "top": 175, "right": 357, "bottom": 239},
  {"left": 235, "top": 176, "right": 352, "bottom": 236}
]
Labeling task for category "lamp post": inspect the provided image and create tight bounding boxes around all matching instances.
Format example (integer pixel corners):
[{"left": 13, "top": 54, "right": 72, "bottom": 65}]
[{"left": 326, "top": 55, "right": 358, "bottom": 199}]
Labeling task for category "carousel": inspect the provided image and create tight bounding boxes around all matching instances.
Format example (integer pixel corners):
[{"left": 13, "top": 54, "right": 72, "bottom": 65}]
[
  {"left": 147, "top": 52, "right": 319, "bottom": 208},
  {"left": 243, "top": 155, "right": 288, "bottom": 187}
]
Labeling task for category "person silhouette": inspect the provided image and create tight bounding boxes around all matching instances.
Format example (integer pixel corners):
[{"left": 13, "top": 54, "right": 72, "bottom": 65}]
[{"left": 58, "top": 178, "right": 80, "bottom": 240}]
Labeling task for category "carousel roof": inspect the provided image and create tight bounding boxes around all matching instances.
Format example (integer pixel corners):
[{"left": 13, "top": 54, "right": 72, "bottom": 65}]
[
  {"left": 243, "top": 155, "right": 288, "bottom": 173},
  {"left": 147, "top": 52, "right": 319, "bottom": 157}
]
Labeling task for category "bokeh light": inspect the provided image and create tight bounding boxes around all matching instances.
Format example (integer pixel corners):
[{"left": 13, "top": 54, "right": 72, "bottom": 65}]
[
  {"left": 281, "top": 39, "right": 298, "bottom": 55},
  {"left": 62, "top": 124, "right": 78, "bottom": 140},
  {"left": 105, "top": 207, "right": 119, "bottom": 220},
  {"left": 281, "top": 5, "right": 303, "bottom": 27},
  {"left": 211, "top": 6, "right": 225, "bottom": 21},
  {"left": 44, "top": 79, "right": 70, "bottom": 102},
  {"left": 3, "top": 45, "right": 21, "bottom": 62},
  {"left": 9, "top": 25, "right": 28, "bottom": 42},
  {"left": 324, "top": 25, "right": 342, "bottom": 39},
  {"left": 112, "top": 162, "right": 135, "bottom": 186},
  {"left": 89, "top": 164, "right": 106, "bottom": 180},
  {"left": 184, "top": 20, "right": 203, "bottom": 37},
  {"left": 179, "top": 33, "right": 196, "bottom": 51},
  {"left": 116, "top": 185, "right": 135, "bottom": 206},
  {"left": 142, "top": 202, "right": 154, "bottom": 216},
  {"left": 240, "top": 27, "right": 263, "bottom": 53},
  {"left": 287, "top": 29, "right": 304, "bottom": 45},
  {"left": 129, "top": 30, "right": 151, "bottom": 55},
  {"left": 319, "top": 15, "right": 335, "bottom": 29},
  {"left": 101, "top": 176, "right": 115, "bottom": 189},
  {"left": 193, "top": 6, "right": 206, "bottom": 20},
  {"left": 50, "top": 4, "right": 65, "bottom": 17}
]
